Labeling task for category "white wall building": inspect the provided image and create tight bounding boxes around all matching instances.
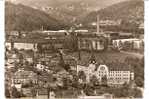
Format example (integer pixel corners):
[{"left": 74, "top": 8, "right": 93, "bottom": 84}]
[
  {"left": 5, "top": 42, "right": 37, "bottom": 50},
  {"left": 113, "top": 39, "right": 144, "bottom": 50},
  {"left": 77, "top": 63, "right": 134, "bottom": 86}
]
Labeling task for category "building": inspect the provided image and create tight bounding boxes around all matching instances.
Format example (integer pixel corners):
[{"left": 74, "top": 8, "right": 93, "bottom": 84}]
[
  {"left": 78, "top": 93, "right": 113, "bottom": 99},
  {"left": 78, "top": 35, "right": 107, "bottom": 51},
  {"left": 103, "top": 31, "right": 119, "bottom": 45},
  {"left": 113, "top": 38, "right": 144, "bottom": 50},
  {"left": 50, "top": 54, "right": 77, "bottom": 70},
  {"left": 119, "top": 32, "right": 133, "bottom": 39},
  {"left": 63, "top": 55, "right": 77, "bottom": 70},
  {"left": 103, "top": 31, "right": 133, "bottom": 45},
  {"left": 13, "top": 69, "right": 37, "bottom": 85},
  {"left": 6, "top": 53, "right": 20, "bottom": 64},
  {"left": 5, "top": 42, "right": 37, "bottom": 50},
  {"left": 91, "top": 20, "right": 121, "bottom": 26},
  {"left": 77, "top": 62, "right": 134, "bottom": 86},
  {"left": 36, "top": 63, "right": 45, "bottom": 71},
  {"left": 6, "top": 31, "right": 19, "bottom": 38}
]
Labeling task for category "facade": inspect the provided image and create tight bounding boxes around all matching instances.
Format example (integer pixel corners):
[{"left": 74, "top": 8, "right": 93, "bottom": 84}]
[
  {"left": 36, "top": 63, "right": 45, "bottom": 71},
  {"left": 63, "top": 55, "right": 77, "bottom": 69},
  {"left": 6, "top": 53, "right": 20, "bottom": 64},
  {"left": 91, "top": 20, "right": 121, "bottom": 26},
  {"left": 113, "top": 39, "right": 144, "bottom": 50},
  {"left": 78, "top": 36, "right": 106, "bottom": 51},
  {"left": 5, "top": 42, "right": 37, "bottom": 50},
  {"left": 50, "top": 55, "right": 77, "bottom": 70},
  {"left": 77, "top": 63, "right": 134, "bottom": 86},
  {"left": 13, "top": 70, "right": 38, "bottom": 84}
]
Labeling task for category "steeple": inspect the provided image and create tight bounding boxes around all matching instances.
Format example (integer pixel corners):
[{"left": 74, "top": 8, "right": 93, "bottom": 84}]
[{"left": 90, "top": 53, "right": 96, "bottom": 64}]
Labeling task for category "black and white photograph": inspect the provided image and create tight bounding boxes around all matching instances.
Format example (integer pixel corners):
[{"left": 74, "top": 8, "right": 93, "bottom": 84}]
[{"left": 5, "top": 0, "right": 144, "bottom": 99}]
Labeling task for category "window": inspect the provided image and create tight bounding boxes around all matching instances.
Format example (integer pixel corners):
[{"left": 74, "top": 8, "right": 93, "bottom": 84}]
[{"left": 100, "top": 66, "right": 105, "bottom": 70}]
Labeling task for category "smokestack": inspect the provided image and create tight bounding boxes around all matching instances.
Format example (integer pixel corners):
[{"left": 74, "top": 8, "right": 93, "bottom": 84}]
[{"left": 97, "top": 14, "right": 100, "bottom": 34}]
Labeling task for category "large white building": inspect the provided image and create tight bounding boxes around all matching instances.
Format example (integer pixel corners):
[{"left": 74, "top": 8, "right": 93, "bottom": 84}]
[
  {"left": 77, "top": 62, "right": 134, "bottom": 86},
  {"left": 5, "top": 42, "right": 37, "bottom": 50},
  {"left": 113, "top": 38, "right": 144, "bottom": 50}
]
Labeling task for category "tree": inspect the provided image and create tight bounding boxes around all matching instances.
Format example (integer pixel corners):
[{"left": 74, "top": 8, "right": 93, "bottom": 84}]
[
  {"left": 132, "top": 88, "right": 143, "bottom": 98},
  {"left": 19, "top": 53, "right": 24, "bottom": 65},
  {"left": 135, "top": 77, "right": 144, "bottom": 87},
  {"left": 64, "top": 64, "right": 71, "bottom": 72},
  {"left": 101, "top": 75, "right": 108, "bottom": 86},
  {"left": 5, "top": 88, "right": 10, "bottom": 98},
  {"left": 62, "top": 77, "right": 69, "bottom": 90},
  {"left": 124, "top": 57, "right": 144, "bottom": 87},
  {"left": 37, "top": 43, "right": 42, "bottom": 53},
  {"left": 78, "top": 71, "right": 86, "bottom": 81},
  {"left": 72, "top": 75, "right": 79, "bottom": 88},
  {"left": 11, "top": 86, "right": 22, "bottom": 98},
  {"left": 64, "top": 34, "right": 78, "bottom": 51},
  {"left": 84, "top": 84, "right": 95, "bottom": 96},
  {"left": 90, "top": 75, "right": 99, "bottom": 86}
]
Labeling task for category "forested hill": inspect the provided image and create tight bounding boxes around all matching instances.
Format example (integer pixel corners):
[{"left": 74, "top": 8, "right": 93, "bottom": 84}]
[
  {"left": 81, "top": 0, "right": 144, "bottom": 25},
  {"left": 5, "top": 2, "right": 69, "bottom": 31}
]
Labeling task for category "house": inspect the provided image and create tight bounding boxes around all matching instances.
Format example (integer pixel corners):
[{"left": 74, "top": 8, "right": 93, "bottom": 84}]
[
  {"left": 36, "top": 62, "right": 45, "bottom": 71},
  {"left": 99, "top": 20, "right": 121, "bottom": 26},
  {"left": 63, "top": 55, "right": 77, "bottom": 70},
  {"left": 139, "top": 23, "right": 144, "bottom": 29},
  {"left": 119, "top": 32, "right": 133, "bottom": 39},
  {"left": 6, "top": 53, "right": 20, "bottom": 64},
  {"left": 91, "top": 20, "right": 121, "bottom": 26},
  {"left": 78, "top": 93, "right": 113, "bottom": 99},
  {"left": 13, "top": 70, "right": 37, "bottom": 85},
  {"left": 19, "top": 51, "right": 34, "bottom": 63},
  {"left": 50, "top": 54, "right": 77, "bottom": 70},
  {"left": 6, "top": 31, "right": 19, "bottom": 38},
  {"left": 77, "top": 62, "right": 134, "bottom": 86},
  {"left": 13, "top": 43, "right": 36, "bottom": 50},
  {"left": 14, "top": 84, "right": 22, "bottom": 92}
]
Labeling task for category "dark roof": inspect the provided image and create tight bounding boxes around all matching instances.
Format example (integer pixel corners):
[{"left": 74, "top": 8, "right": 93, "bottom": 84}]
[
  {"left": 14, "top": 70, "right": 37, "bottom": 79},
  {"left": 6, "top": 38, "right": 65, "bottom": 43},
  {"left": 105, "top": 62, "right": 131, "bottom": 71}
]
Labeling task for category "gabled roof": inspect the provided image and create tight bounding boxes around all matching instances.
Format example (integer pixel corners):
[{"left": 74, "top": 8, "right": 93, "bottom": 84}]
[{"left": 14, "top": 70, "right": 37, "bottom": 79}]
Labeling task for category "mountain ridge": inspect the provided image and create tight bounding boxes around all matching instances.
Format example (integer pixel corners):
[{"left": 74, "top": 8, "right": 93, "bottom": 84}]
[
  {"left": 5, "top": 2, "right": 69, "bottom": 31},
  {"left": 81, "top": 0, "right": 144, "bottom": 24}
]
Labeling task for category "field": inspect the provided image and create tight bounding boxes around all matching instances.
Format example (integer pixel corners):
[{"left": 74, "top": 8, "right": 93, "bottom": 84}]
[{"left": 67, "top": 50, "right": 140, "bottom": 66}]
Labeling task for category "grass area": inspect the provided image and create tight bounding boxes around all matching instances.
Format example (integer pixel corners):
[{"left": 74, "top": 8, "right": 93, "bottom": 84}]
[{"left": 67, "top": 50, "right": 139, "bottom": 66}]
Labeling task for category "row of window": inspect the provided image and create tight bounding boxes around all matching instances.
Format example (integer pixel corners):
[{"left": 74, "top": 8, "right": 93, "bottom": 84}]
[
  {"left": 97, "top": 73, "right": 130, "bottom": 77},
  {"left": 14, "top": 79, "right": 37, "bottom": 84},
  {"left": 79, "top": 40, "right": 104, "bottom": 50}
]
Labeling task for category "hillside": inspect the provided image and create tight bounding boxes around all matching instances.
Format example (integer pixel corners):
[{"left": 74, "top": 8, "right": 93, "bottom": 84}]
[
  {"left": 7, "top": 0, "right": 128, "bottom": 11},
  {"left": 6, "top": 0, "right": 128, "bottom": 25},
  {"left": 5, "top": 2, "right": 68, "bottom": 31},
  {"left": 81, "top": 0, "right": 144, "bottom": 25}
]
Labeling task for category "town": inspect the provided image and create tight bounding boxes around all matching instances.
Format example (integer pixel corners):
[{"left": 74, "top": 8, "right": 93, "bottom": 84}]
[
  {"left": 5, "top": 23, "right": 144, "bottom": 99},
  {"left": 5, "top": 0, "right": 144, "bottom": 99}
]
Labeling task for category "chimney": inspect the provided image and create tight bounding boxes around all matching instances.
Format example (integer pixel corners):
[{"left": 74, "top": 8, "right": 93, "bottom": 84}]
[{"left": 97, "top": 14, "right": 100, "bottom": 34}]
